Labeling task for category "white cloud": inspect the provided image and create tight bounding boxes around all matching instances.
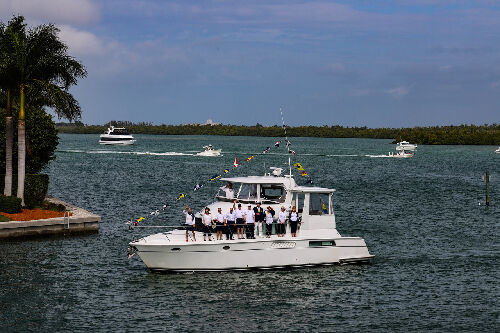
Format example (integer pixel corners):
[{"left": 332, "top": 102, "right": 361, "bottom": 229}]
[
  {"left": 0, "top": 0, "right": 99, "bottom": 25},
  {"left": 386, "top": 86, "right": 409, "bottom": 98},
  {"left": 59, "top": 25, "right": 104, "bottom": 55}
]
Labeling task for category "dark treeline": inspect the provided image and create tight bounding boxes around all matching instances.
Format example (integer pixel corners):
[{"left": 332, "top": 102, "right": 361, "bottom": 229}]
[{"left": 56, "top": 122, "right": 500, "bottom": 145}]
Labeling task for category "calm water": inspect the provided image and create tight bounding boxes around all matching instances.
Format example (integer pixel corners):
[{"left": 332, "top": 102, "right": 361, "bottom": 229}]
[{"left": 1, "top": 134, "right": 498, "bottom": 332}]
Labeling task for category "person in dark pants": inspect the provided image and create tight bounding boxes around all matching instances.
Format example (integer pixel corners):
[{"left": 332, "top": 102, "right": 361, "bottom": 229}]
[
  {"left": 265, "top": 206, "right": 275, "bottom": 237},
  {"left": 234, "top": 201, "right": 245, "bottom": 239},
  {"left": 225, "top": 207, "right": 236, "bottom": 240},
  {"left": 244, "top": 204, "right": 255, "bottom": 239},
  {"left": 289, "top": 206, "right": 300, "bottom": 237}
]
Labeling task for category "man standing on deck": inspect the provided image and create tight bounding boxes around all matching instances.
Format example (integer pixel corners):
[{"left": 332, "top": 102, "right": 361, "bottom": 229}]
[
  {"left": 253, "top": 202, "right": 264, "bottom": 238},
  {"left": 244, "top": 204, "right": 255, "bottom": 239},
  {"left": 234, "top": 201, "right": 245, "bottom": 239},
  {"left": 225, "top": 207, "right": 236, "bottom": 240},
  {"left": 183, "top": 205, "right": 196, "bottom": 242}
]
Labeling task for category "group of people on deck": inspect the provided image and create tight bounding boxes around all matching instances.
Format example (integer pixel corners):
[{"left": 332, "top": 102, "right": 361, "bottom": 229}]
[{"left": 183, "top": 201, "right": 301, "bottom": 242}]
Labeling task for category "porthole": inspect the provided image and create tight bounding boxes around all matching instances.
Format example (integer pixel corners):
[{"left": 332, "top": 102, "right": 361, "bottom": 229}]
[
  {"left": 171, "top": 248, "right": 181, "bottom": 251},
  {"left": 223, "top": 246, "right": 230, "bottom": 250}
]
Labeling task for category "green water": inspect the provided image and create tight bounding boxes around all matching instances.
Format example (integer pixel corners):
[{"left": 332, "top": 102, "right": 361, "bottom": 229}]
[{"left": 0, "top": 134, "right": 498, "bottom": 332}]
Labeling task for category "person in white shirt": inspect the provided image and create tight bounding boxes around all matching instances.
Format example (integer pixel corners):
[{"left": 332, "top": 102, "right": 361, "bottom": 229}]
[
  {"left": 244, "top": 204, "right": 255, "bottom": 239},
  {"left": 215, "top": 207, "right": 226, "bottom": 240},
  {"left": 225, "top": 207, "right": 236, "bottom": 240},
  {"left": 265, "top": 206, "right": 275, "bottom": 237},
  {"left": 277, "top": 206, "right": 287, "bottom": 237},
  {"left": 183, "top": 205, "right": 196, "bottom": 242},
  {"left": 202, "top": 207, "right": 213, "bottom": 241},
  {"left": 220, "top": 183, "right": 234, "bottom": 199},
  {"left": 289, "top": 206, "right": 300, "bottom": 237},
  {"left": 233, "top": 201, "right": 245, "bottom": 239}
]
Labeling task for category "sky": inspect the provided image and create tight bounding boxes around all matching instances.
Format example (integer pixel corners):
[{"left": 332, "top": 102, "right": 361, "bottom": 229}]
[{"left": 1, "top": 0, "right": 499, "bottom": 127}]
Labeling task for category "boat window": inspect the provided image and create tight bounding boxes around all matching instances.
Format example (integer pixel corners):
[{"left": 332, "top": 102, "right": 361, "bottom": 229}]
[
  {"left": 309, "top": 240, "right": 336, "bottom": 247},
  {"left": 237, "top": 184, "right": 257, "bottom": 201},
  {"left": 292, "top": 193, "right": 305, "bottom": 213},
  {"left": 309, "top": 193, "right": 330, "bottom": 215},
  {"left": 260, "top": 185, "right": 285, "bottom": 203}
]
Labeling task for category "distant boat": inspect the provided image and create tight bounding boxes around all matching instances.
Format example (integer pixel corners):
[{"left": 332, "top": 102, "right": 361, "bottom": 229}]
[
  {"left": 496, "top": 147, "right": 500, "bottom": 153},
  {"left": 396, "top": 141, "right": 417, "bottom": 151},
  {"left": 99, "top": 126, "right": 136, "bottom": 145},
  {"left": 196, "top": 145, "right": 222, "bottom": 156},
  {"left": 366, "top": 150, "right": 413, "bottom": 158}
]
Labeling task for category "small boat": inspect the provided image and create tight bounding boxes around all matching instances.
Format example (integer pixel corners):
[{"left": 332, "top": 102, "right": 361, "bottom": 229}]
[
  {"left": 496, "top": 147, "right": 500, "bottom": 153},
  {"left": 196, "top": 145, "right": 222, "bottom": 157},
  {"left": 128, "top": 168, "right": 374, "bottom": 272},
  {"left": 99, "top": 126, "right": 136, "bottom": 145},
  {"left": 396, "top": 141, "right": 417, "bottom": 151}
]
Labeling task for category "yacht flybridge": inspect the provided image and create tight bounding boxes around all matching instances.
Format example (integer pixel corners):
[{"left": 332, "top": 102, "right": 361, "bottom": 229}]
[
  {"left": 99, "top": 126, "right": 136, "bottom": 145},
  {"left": 128, "top": 168, "right": 374, "bottom": 272}
]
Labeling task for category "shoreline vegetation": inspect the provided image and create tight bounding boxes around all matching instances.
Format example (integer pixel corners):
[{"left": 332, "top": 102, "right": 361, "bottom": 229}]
[{"left": 56, "top": 121, "right": 500, "bottom": 145}]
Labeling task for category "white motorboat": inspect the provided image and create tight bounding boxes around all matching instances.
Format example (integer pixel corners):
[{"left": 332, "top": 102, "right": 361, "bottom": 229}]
[
  {"left": 128, "top": 168, "right": 374, "bottom": 272},
  {"left": 196, "top": 144, "right": 222, "bottom": 156},
  {"left": 495, "top": 147, "right": 500, "bottom": 153},
  {"left": 99, "top": 126, "right": 136, "bottom": 145},
  {"left": 396, "top": 141, "right": 417, "bottom": 151}
]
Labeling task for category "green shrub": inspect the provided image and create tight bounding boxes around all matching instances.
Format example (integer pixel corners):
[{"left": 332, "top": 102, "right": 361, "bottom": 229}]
[
  {"left": 0, "top": 174, "right": 49, "bottom": 208},
  {"left": 0, "top": 195, "right": 22, "bottom": 213},
  {"left": 42, "top": 201, "right": 66, "bottom": 212}
]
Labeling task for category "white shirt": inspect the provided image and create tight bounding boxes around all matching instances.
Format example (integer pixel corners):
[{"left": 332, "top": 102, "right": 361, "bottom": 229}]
[
  {"left": 216, "top": 213, "right": 225, "bottom": 223},
  {"left": 183, "top": 210, "right": 195, "bottom": 226},
  {"left": 290, "top": 212, "right": 299, "bottom": 222},
  {"left": 202, "top": 213, "right": 212, "bottom": 226},
  {"left": 221, "top": 186, "right": 234, "bottom": 199},
  {"left": 234, "top": 208, "right": 244, "bottom": 219},
  {"left": 226, "top": 212, "right": 235, "bottom": 222},
  {"left": 245, "top": 209, "right": 255, "bottom": 224},
  {"left": 265, "top": 211, "right": 274, "bottom": 224},
  {"left": 278, "top": 211, "right": 287, "bottom": 224}
]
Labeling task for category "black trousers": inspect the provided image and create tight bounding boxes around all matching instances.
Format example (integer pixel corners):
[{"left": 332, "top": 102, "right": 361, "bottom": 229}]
[
  {"left": 277, "top": 223, "right": 285, "bottom": 235},
  {"left": 265, "top": 223, "right": 273, "bottom": 236},
  {"left": 246, "top": 224, "right": 255, "bottom": 239},
  {"left": 290, "top": 220, "right": 298, "bottom": 234},
  {"left": 226, "top": 221, "right": 235, "bottom": 239}
]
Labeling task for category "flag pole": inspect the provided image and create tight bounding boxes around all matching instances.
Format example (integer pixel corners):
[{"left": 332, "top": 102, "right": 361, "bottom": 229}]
[{"left": 280, "top": 107, "right": 292, "bottom": 176}]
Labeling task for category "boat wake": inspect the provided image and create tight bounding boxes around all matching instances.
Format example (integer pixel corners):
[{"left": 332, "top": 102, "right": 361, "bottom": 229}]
[{"left": 58, "top": 149, "right": 193, "bottom": 156}]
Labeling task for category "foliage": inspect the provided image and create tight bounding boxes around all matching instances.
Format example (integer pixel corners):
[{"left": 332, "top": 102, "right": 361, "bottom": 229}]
[
  {"left": 0, "top": 106, "right": 59, "bottom": 174},
  {"left": 0, "top": 195, "right": 22, "bottom": 213},
  {"left": 0, "top": 214, "right": 11, "bottom": 222},
  {"left": 0, "top": 174, "right": 49, "bottom": 209},
  {"left": 56, "top": 122, "right": 500, "bottom": 145}
]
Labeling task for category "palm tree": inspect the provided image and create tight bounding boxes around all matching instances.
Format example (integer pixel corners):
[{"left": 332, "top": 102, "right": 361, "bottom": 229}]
[
  {"left": 0, "top": 16, "right": 25, "bottom": 196},
  {"left": 5, "top": 16, "right": 86, "bottom": 204}
]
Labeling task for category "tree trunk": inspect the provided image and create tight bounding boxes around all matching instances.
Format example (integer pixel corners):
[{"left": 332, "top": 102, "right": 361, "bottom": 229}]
[
  {"left": 4, "top": 89, "right": 13, "bottom": 196},
  {"left": 17, "top": 85, "right": 26, "bottom": 206}
]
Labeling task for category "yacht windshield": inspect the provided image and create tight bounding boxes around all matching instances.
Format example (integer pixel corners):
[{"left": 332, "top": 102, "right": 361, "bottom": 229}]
[
  {"left": 309, "top": 193, "right": 330, "bottom": 215},
  {"left": 237, "top": 184, "right": 257, "bottom": 201},
  {"left": 260, "top": 185, "right": 285, "bottom": 203}
]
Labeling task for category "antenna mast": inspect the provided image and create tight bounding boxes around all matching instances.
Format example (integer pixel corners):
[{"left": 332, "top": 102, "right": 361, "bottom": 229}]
[{"left": 280, "top": 107, "right": 292, "bottom": 176}]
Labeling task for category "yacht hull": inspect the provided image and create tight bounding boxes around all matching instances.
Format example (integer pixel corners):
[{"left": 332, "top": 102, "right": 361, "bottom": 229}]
[
  {"left": 99, "top": 140, "right": 136, "bottom": 145},
  {"left": 130, "top": 235, "right": 373, "bottom": 272}
]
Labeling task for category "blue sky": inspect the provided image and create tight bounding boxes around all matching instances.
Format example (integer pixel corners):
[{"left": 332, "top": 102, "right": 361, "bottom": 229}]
[{"left": 1, "top": 0, "right": 499, "bottom": 127}]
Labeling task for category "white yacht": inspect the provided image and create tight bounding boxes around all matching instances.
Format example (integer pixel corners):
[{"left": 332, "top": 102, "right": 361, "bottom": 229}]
[
  {"left": 396, "top": 141, "right": 417, "bottom": 151},
  {"left": 128, "top": 168, "right": 374, "bottom": 272},
  {"left": 99, "top": 126, "right": 136, "bottom": 145},
  {"left": 196, "top": 145, "right": 222, "bottom": 156},
  {"left": 495, "top": 147, "right": 500, "bottom": 153}
]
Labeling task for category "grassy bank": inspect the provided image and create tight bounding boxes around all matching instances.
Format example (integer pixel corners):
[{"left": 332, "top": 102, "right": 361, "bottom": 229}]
[{"left": 56, "top": 123, "right": 500, "bottom": 145}]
